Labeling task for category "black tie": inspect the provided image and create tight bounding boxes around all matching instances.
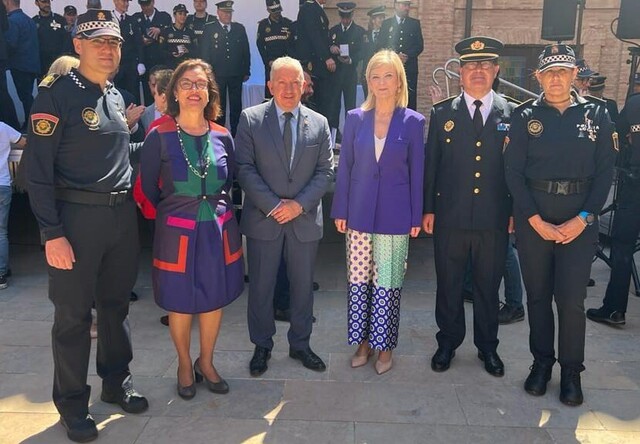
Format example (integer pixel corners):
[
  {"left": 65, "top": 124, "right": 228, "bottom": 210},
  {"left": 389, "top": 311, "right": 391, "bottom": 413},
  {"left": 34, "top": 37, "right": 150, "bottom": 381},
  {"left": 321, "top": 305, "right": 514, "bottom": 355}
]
[
  {"left": 372, "top": 30, "right": 378, "bottom": 42},
  {"left": 224, "top": 24, "right": 229, "bottom": 33},
  {"left": 283, "top": 112, "right": 293, "bottom": 169},
  {"left": 473, "top": 100, "right": 484, "bottom": 135}
]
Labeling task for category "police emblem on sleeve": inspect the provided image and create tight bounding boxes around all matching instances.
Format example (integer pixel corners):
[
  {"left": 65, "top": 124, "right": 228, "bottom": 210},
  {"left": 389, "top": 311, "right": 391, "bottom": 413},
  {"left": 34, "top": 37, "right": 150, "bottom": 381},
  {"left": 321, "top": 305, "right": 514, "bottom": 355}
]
[
  {"left": 31, "top": 113, "right": 60, "bottom": 136},
  {"left": 527, "top": 120, "right": 543, "bottom": 136},
  {"left": 444, "top": 120, "right": 454, "bottom": 132},
  {"left": 82, "top": 108, "right": 100, "bottom": 130}
]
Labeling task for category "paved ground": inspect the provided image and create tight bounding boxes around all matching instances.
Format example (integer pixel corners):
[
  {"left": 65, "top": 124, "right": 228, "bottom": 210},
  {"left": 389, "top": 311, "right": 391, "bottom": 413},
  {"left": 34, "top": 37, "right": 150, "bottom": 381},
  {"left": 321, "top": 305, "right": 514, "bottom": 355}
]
[{"left": 1, "top": 226, "right": 640, "bottom": 443}]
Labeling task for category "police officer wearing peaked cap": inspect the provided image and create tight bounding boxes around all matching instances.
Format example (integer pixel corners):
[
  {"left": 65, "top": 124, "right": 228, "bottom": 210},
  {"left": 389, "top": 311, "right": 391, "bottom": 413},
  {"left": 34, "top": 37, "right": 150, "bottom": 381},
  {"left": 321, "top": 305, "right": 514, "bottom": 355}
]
[
  {"left": 504, "top": 44, "right": 617, "bottom": 406},
  {"left": 32, "top": 0, "right": 69, "bottom": 78},
  {"left": 257, "top": 0, "right": 294, "bottom": 98},
  {"left": 159, "top": 3, "right": 197, "bottom": 68},
  {"left": 25, "top": 9, "right": 148, "bottom": 442},
  {"left": 424, "top": 36, "right": 514, "bottom": 378},
  {"left": 185, "top": 0, "right": 218, "bottom": 55}
]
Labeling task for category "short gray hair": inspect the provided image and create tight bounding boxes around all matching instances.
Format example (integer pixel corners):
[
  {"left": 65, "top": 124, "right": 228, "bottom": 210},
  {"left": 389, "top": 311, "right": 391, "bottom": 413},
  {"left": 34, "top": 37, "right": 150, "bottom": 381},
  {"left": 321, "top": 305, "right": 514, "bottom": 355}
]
[{"left": 270, "top": 57, "right": 304, "bottom": 81}]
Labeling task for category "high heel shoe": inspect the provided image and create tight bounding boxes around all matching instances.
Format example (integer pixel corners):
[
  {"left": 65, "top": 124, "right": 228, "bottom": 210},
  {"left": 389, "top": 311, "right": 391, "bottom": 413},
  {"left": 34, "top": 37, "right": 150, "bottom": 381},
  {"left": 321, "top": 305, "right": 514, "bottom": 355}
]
[
  {"left": 375, "top": 354, "right": 393, "bottom": 375},
  {"left": 351, "top": 348, "right": 375, "bottom": 368},
  {"left": 176, "top": 367, "right": 196, "bottom": 400},
  {"left": 194, "top": 358, "right": 229, "bottom": 394}
]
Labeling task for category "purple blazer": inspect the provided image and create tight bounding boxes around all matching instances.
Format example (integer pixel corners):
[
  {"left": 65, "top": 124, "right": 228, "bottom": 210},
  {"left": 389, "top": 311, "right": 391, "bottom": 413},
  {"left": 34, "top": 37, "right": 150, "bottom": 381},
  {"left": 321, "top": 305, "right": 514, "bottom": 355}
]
[{"left": 331, "top": 107, "right": 425, "bottom": 234}]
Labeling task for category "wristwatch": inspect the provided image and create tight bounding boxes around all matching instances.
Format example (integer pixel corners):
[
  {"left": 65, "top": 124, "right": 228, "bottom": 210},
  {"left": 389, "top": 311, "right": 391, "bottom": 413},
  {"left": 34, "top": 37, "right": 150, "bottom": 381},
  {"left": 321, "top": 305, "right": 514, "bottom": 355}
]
[{"left": 579, "top": 211, "right": 595, "bottom": 226}]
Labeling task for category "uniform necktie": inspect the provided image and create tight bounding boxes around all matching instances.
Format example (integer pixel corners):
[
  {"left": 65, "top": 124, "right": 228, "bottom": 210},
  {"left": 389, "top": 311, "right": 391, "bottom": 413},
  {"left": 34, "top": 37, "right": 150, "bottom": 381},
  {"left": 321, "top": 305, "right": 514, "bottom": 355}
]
[
  {"left": 224, "top": 24, "right": 229, "bottom": 33},
  {"left": 473, "top": 99, "right": 484, "bottom": 135},
  {"left": 372, "top": 30, "right": 378, "bottom": 42},
  {"left": 283, "top": 112, "right": 293, "bottom": 168}
]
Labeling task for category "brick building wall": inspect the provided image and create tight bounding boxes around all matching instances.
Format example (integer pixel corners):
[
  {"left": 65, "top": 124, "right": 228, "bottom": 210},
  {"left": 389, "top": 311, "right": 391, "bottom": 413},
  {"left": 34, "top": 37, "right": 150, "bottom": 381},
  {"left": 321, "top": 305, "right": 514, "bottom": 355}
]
[{"left": 323, "top": 0, "right": 632, "bottom": 117}]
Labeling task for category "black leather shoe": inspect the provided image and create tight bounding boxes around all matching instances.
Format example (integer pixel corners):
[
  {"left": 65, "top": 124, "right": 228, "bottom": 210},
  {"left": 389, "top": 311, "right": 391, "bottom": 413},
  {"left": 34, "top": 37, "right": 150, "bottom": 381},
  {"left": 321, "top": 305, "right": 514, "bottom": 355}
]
[
  {"left": 176, "top": 368, "right": 196, "bottom": 400},
  {"left": 560, "top": 368, "right": 584, "bottom": 406},
  {"left": 274, "top": 309, "right": 291, "bottom": 322},
  {"left": 289, "top": 347, "right": 326, "bottom": 371},
  {"left": 194, "top": 358, "right": 229, "bottom": 394},
  {"left": 477, "top": 351, "right": 505, "bottom": 377},
  {"left": 250, "top": 346, "right": 271, "bottom": 377},
  {"left": 129, "top": 291, "right": 138, "bottom": 302},
  {"left": 313, "top": 281, "right": 320, "bottom": 291},
  {"left": 60, "top": 414, "right": 98, "bottom": 443},
  {"left": 100, "top": 375, "right": 149, "bottom": 413},
  {"left": 431, "top": 348, "right": 455, "bottom": 372},
  {"left": 498, "top": 303, "right": 525, "bottom": 325},
  {"left": 586, "top": 306, "right": 625, "bottom": 326},
  {"left": 524, "top": 362, "right": 553, "bottom": 396}
]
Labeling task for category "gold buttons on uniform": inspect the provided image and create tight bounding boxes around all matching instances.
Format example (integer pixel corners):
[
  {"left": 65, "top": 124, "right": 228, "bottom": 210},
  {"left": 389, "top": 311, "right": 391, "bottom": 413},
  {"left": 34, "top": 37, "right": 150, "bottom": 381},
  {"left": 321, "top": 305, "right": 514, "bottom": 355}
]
[
  {"left": 475, "top": 172, "right": 481, "bottom": 178},
  {"left": 476, "top": 141, "right": 482, "bottom": 147},
  {"left": 446, "top": 138, "right": 451, "bottom": 143},
  {"left": 475, "top": 155, "right": 481, "bottom": 161},
  {"left": 474, "top": 188, "right": 480, "bottom": 194}
]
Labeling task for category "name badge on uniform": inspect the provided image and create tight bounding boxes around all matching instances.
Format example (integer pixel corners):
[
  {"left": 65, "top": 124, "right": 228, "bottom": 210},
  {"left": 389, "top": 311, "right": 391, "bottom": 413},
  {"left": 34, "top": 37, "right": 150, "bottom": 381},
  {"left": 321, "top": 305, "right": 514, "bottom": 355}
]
[{"left": 497, "top": 123, "right": 510, "bottom": 132}]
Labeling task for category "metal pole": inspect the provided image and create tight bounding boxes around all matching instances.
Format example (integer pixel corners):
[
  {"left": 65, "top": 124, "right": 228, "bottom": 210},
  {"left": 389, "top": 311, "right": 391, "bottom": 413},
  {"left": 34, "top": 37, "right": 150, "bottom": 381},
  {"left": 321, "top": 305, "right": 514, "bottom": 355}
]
[
  {"left": 464, "top": 0, "right": 473, "bottom": 38},
  {"left": 576, "top": 0, "right": 586, "bottom": 57}
]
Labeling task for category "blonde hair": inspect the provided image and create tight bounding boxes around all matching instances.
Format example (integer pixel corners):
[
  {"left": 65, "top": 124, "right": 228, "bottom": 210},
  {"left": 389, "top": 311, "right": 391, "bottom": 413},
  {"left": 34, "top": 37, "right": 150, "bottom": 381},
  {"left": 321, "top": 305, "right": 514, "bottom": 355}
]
[
  {"left": 361, "top": 50, "right": 408, "bottom": 111},
  {"left": 47, "top": 55, "right": 80, "bottom": 76}
]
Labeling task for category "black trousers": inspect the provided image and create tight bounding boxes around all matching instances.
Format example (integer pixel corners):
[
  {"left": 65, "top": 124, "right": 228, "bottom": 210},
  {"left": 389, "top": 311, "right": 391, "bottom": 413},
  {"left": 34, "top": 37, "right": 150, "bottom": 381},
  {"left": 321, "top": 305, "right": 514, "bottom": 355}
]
[
  {"left": 0, "top": 63, "right": 20, "bottom": 130},
  {"left": 311, "top": 74, "right": 332, "bottom": 125},
  {"left": 50, "top": 200, "right": 140, "bottom": 419},
  {"left": 433, "top": 227, "right": 507, "bottom": 352},
  {"left": 115, "top": 60, "right": 141, "bottom": 104},
  {"left": 328, "top": 68, "right": 357, "bottom": 130},
  {"left": 603, "top": 178, "right": 640, "bottom": 313},
  {"left": 215, "top": 75, "right": 243, "bottom": 137},
  {"left": 406, "top": 69, "right": 418, "bottom": 111},
  {"left": 9, "top": 69, "right": 36, "bottom": 125},
  {"left": 515, "top": 212, "right": 597, "bottom": 370}
]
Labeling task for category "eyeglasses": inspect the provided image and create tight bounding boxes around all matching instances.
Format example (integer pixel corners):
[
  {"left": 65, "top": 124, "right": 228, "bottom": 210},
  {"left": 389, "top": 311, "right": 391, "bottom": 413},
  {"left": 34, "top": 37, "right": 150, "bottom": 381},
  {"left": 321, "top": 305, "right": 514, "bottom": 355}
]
[
  {"left": 178, "top": 79, "right": 208, "bottom": 90},
  {"left": 461, "top": 61, "right": 496, "bottom": 70},
  {"left": 86, "top": 37, "right": 122, "bottom": 49}
]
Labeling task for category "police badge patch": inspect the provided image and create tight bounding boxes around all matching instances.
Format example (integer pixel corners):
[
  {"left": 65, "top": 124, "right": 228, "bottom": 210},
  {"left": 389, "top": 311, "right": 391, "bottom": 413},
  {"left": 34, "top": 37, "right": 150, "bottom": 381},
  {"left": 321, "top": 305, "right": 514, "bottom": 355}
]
[
  {"left": 82, "top": 108, "right": 100, "bottom": 130},
  {"left": 527, "top": 120, "right": 543, "bottom": 136},
  {"left": 31, "top": 113, "right": 60, "bottom": 136},
  {"left": 444, "top": 120, "right": 454, "bottom": 132}
]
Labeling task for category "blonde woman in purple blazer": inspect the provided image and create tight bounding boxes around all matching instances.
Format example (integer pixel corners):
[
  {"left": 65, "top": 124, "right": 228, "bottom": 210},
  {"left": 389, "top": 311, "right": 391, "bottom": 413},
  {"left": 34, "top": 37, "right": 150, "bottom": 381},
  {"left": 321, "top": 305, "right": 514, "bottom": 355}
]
[{"left": 331, "top": 50, "right": 425, "bottom": 375}]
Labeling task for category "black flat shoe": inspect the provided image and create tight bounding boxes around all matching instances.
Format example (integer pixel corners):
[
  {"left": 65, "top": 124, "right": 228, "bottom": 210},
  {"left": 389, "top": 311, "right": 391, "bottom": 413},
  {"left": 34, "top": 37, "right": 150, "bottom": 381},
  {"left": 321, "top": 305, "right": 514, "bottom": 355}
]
[
  {"left": 250, "top": 346, "right": 271, "bottom": 376},
  {"left": 586, "top": 306, "right": 625, "bottom": 326},
  {"left": 560, "top": 368, "right": 583, "bottom": 406},
  {"left": 100, "top": 375, "right": 149, "bottom": 414},
  {"left": 60, "top": 414, "right": 98, "bottom": 443},
  {"left": 524, "top": 361, "right": 552, "bottom": 396},
  {"left": 431, "top": 348, "right": 455, "bottom": 372},
  {"left": 129, "top": 291, "right": 138, "bottom": 302},
  {"left": 477, "top": 351, "right": 505, "bottom": 377},
  {"left": 176, "top": 368, "right": 196, "bottom": 400},
  {"left": 194, "top": 358, "right": 229, "bottom": 394},
  {"left": 289, "top": 347, "right": 326, "bottom": 371},
  {"left": 160, "top": 315, "right": 169, "bottom": 326}
]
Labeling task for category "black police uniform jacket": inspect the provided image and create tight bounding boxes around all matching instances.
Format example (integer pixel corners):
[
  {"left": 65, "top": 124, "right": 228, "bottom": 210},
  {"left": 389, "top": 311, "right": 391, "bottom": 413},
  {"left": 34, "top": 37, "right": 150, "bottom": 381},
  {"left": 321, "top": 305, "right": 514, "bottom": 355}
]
[
  {"left": 360, "top": 28, "right": 380, "bottom": 84},
  {"left": 616, "top": 92, "right": 640, "bottom": 172},
  {"left": 133, "top": 9, "right": 172, "bottom": 69},
  {"left": 118, "top": 14, "right": 145, "bottom": 66},
  {"left": 329, "top": 21, "right": 366, "bottom": 77},
  {"left": 296, "top": 0, "right": 332, "bottom": 78},
  {"left": 504, "top": 93, "right": 616, "bottom": 223},
  {"left": 186, "top": 12, "right": 218, "bottom": 55},
  {"left": 424, "top": 93, "right": 514, "bottom": 231},
  {"left": 25, "top": 70, "right": 133, "bottom": 242},
  {"left": 159, "top": 25, "right": 197, "bottom": 68},
  {"left": 32, "top": 13, "right": 67, "bottom": 74},
  {"left": 376, "top": 15, "right": 423, "bottom": 75},
  {"left": 200, "top": 21, "right": 250, "bottom": 78},
  {"left": 257, "top": 16, "right": 294, "bottom": 72}
]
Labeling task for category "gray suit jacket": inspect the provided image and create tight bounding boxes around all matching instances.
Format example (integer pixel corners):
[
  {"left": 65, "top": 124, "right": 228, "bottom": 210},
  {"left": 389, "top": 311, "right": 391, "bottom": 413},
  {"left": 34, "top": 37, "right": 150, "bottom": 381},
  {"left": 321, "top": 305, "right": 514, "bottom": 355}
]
[
  {"left": 235, "top": 100, "right": 334, "bottom": 242},
  {"left": 140, "top": 104, "right": 158, "bottom": 135}
]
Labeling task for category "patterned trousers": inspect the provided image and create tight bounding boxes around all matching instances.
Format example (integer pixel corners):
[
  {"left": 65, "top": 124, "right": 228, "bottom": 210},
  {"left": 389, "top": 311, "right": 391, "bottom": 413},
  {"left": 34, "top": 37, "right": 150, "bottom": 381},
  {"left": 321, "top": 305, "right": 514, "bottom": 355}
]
[{"left": 346, "top": 229, "right": 409, "bottom": 350}]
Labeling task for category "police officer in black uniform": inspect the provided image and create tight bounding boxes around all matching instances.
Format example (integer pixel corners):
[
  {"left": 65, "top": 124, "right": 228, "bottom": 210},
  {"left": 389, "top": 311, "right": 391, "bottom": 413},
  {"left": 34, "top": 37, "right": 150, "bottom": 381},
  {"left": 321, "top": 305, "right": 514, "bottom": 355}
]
[
  {"left": 587, "top": 75, "right": 640, "bottom": 327},
  {"left": 328, "top": 2, "right": 365, "bottom": 130},
  {"left": 159, "top": 4, "right": 197, "bottom": 68},
  {"left": 296, "top": 0, "right": 336, "bottom": 122},
  {"left": 587, "top": 75, "right": 620, "bottom": 128},
  {"left": 257, "top": 0, "right": 293, "bottom": 98},
  {"left": 25, "top": 10, "right": 148, "bottom": 442},
  {"left": 361, "top": 5, "right": 385, "bottom": 98},
  {"left": 200, "top": 0, "right": 250, "bottom": 136},
  {"left": 423, "top": 37, "right": 513, "bottom": 378},
  {"left": 112, "top": 0, "right": 146, "bottom": 102},
  {"left": 133, "top": 0, "right": 172, "bottom": 104},
  {"left": 186, "top": 0, "right": 218, "bottom": 55},
  {"left": 376, "top": 0, "right": 423, "bottom": 111},
  {"left": 504, "top": 45, "right": 616, "bottom": 406},
  {"left": 33, "top": 0, "right": 69, "bottom": 77}
]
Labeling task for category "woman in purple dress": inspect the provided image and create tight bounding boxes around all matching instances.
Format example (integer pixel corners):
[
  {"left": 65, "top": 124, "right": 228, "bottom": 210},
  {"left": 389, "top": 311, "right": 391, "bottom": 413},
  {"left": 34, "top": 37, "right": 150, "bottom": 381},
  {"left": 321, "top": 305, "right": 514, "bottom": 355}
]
[{"left": 140, "top": 59, "right": 244, "bottom": 399}]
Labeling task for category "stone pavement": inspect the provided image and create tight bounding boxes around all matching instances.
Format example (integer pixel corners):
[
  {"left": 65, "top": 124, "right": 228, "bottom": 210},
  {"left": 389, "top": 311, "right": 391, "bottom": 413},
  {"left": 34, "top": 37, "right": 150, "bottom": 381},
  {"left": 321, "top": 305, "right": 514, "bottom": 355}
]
[{"left": 1, "top": 234, "right": 640, "bottom": 444}]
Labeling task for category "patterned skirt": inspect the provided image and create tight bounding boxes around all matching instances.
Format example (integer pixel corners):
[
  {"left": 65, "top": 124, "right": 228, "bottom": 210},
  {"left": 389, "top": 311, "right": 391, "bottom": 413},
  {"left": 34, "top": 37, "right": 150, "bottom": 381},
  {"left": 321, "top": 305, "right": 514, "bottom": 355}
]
[{"left": 346, "top": 229, "right": 409, "bottom": 350}]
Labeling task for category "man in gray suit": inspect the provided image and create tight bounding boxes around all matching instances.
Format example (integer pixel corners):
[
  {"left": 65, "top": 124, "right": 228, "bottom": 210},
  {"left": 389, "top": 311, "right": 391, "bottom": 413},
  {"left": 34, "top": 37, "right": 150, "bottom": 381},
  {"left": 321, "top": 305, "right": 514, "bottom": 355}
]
[{"left": 236, "top": 56, "right": 334, "bottom": 376}]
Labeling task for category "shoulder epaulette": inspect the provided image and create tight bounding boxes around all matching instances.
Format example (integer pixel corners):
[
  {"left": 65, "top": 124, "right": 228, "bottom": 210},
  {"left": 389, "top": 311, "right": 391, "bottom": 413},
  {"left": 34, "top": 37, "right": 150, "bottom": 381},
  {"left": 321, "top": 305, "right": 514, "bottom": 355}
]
[
  {"left": 582, "top": 94, "right": 606, "bottom": 105},
  {"left": 500, "top": 94, "right": 521, "bottom": 105},
  {"left": 432, "top": 95, "right": 456, "bottom": 106},
  {"left": 38, "top": 73, "right": 61, "bottom": 89},
  {"left": 514, "top": 98, "right": 535, "bottom": 110}
]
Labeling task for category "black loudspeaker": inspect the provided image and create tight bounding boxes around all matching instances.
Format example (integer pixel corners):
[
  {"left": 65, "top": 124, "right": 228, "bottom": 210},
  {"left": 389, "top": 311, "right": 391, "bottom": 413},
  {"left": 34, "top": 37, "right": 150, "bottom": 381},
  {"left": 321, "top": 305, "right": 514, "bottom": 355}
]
[
  {"left": 541, "top": 0, "right": 578, "bottom": 42},
  {"left": 616, "top": 0, "right": 640, "bottom": 40}
]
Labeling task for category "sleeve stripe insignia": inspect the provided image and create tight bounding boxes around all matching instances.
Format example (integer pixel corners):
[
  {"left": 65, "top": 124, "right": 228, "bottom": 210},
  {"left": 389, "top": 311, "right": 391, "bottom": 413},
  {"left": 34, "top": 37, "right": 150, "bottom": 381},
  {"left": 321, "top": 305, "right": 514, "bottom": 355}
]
[
  {"left": 31, "top": 113, "right": 60, "bottom": 136},
  {"left": 612, "top": 132, "right": 619, "bottom": 152}
]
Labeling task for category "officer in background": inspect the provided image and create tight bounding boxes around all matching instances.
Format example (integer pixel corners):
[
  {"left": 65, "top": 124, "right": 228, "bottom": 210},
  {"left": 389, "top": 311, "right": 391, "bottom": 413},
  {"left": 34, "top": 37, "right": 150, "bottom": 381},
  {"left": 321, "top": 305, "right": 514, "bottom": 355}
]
[
  {"left": 361, "top": 5, "right": 385, "bottom": 98},
  {"left": 423, "top": 37, "right": 514, "bottom": 378},
  {"left": 112, "top": 0, "right": 146, "bottom": 102},
  {"left": 185, "top": 0, "right": 217, "bottom": 55},
  {"left": 296, "top": 0, "right": 336, "bottom": 122},
  {"left": 62, "top": 5, "right": 77, "bottom": 51},
  {"left": 573, "top": 58, "right": 594, "bottom": 96},
  {"left": 32, "top": 0, "right": 68, "bottom": 78},
  {"left": 587, "top": 75, "right": 619, "bottom": 128},
  {"left": 159, "top": 4, "right": 197, "bottom": 68},
  {"left": 133, "top": 0, "right": 172, "bottom": 104},
  {"left": 587, "top": 73, "right": 640, "bottom": 327},
  {"left": 200, "top": 0, "right": 250, "bottom": 136},
  {"left": 328, "top": 2, "right": 365, "bottom": 133},
  {"left": 25, "top": 10, "right": 148, "bottom": 442},
  {"left": 376, "top": 0, "right": 423, "bottom": 110},
  {"left": 257, "top": 0, "right": 293, "bottom": 98}
]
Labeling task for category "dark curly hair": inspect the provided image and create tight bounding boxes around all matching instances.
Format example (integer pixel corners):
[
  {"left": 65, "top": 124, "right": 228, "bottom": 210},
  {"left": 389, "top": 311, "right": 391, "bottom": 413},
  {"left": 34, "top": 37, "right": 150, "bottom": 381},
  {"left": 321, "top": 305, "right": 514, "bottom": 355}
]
[{"left": 165, "top": 59, "right": 221, "bottom": 121}]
